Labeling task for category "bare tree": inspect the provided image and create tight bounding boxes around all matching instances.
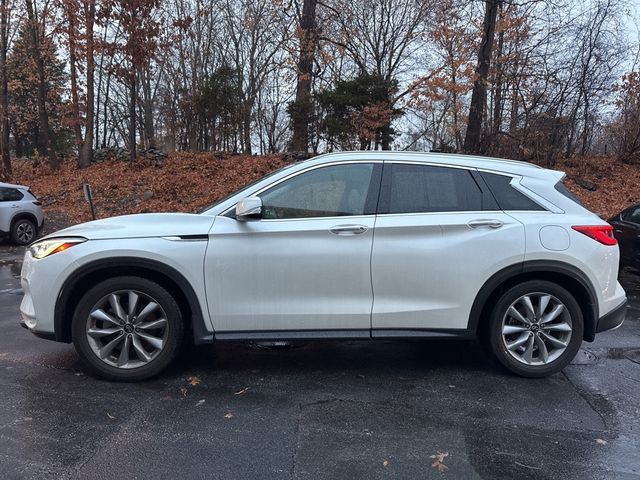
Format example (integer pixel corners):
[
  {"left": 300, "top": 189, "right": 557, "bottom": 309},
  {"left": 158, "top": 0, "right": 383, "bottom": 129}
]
[
  {"left": 0, "top": 0, "right": 10, "bottom": 177},
  {"left": 290, "top": 0, "right": 318, "bottom": 153},
  {"left": 78, "top": 0, "right": 96, "bottom": 167},
  {"left": 24, "top": 0, "right": 58, "bottom": 168},
  {"left": 464, "top": 0, "right": 500, "bottom": 154}
]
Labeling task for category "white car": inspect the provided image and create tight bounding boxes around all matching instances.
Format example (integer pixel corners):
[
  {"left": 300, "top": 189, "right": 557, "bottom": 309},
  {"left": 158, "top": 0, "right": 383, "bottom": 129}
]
[
  {"left": 20, "top": 152, "right": 627, "bottom": 380},
  {"left": 0, "top": 182, "right": 44, "bottom": 245}
]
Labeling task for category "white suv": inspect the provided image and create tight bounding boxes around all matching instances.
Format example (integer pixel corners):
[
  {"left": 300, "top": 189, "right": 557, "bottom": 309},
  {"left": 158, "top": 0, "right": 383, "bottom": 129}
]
[
  {"left": 19, "top": 152, "right": 627, "bottom": 380},
  {"left": 0, "top": 182, "right": 44, "bottom": 245}
]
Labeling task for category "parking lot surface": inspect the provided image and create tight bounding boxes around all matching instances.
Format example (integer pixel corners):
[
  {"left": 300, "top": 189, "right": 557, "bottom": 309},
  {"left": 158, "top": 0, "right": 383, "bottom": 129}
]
[{"left": 1, "top": 246, "right": 639, "bottom": 479}]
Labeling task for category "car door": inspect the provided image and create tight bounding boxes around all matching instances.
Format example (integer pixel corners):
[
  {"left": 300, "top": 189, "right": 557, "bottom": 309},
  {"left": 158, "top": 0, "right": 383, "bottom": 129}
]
[
  {"left": 370, "top": 162, "right": 525, "bottom": 334},
  {"left": 205, "top": 162, "right": 382, "bottom": 333}
]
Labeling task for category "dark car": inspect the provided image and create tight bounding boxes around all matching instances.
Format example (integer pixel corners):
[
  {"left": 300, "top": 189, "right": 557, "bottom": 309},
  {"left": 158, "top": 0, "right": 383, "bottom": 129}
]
[{"left": 609, "top": 203, "right": 640, "bottom": 271}]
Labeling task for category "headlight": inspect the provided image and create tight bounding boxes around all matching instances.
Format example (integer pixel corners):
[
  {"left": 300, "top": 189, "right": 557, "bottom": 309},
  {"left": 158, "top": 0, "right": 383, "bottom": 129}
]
[{"left": 29, "top": 237, "right": 87, "bottom": 259}]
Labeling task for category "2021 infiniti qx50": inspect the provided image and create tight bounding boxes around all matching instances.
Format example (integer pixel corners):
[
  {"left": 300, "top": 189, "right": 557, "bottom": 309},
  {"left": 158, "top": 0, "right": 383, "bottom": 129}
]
[{"left": 20, "top": 152, "right": 626, "bottom": 380}]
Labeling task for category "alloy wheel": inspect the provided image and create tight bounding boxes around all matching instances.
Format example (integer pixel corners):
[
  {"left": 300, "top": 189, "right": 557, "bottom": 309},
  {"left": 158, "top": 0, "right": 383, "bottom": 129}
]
[
  {"left": 86, "top": 290, "right": 169, "bottom": 369},
  {"left": 500, "top": 292, "right": 572, "bottom": 366},
  {"left": 16, "top": 221, "right": 34, "bottom": 244}
]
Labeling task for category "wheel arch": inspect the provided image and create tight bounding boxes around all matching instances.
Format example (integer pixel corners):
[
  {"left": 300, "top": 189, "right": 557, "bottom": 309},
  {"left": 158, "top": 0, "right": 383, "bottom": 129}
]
[
  {"left": 54, "top": 257, "right": 213, "bottom": 345},
  {"left": 11, "top": 212, "right": 38, "bottom": 230},
  {"left": 469, "top": 260, "right": 599, "bottom": 342}
]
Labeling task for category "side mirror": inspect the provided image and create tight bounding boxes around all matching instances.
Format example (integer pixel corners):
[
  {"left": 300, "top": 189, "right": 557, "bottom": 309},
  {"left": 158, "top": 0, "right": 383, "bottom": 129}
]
[{"left": 235, "top": 197, "right": 263, "bottom": 221}]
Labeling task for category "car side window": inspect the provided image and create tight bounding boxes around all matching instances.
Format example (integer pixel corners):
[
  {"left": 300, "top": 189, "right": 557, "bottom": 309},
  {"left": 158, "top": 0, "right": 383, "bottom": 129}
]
[
  {"left": 259, "top": 164, "right": 375, "bottom": 219},
  {"left": 0, "top": 187, "right": 23, "bottom": 202},
  {"left": 481, "top": 172, "right": 546, "bottom": 211},
  {"left": 622, "top": 206, "right": 640, "bottom": 224},
  {"left": 380, "top": 163, "right": 483, "bottom": 214}
]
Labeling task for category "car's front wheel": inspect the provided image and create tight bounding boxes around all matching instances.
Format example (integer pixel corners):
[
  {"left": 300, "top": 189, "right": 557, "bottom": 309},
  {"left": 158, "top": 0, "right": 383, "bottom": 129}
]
[
  {"left": 72, "top": 276, "right": 184, "bottom": 381},
  {"left": 488, "top": 280, "right": 583, "bottom": 378}
]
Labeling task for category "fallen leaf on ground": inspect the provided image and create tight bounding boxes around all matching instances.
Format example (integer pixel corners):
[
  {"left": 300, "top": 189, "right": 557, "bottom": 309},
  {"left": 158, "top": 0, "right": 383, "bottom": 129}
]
[
  {"left": 224, "top": 412, "right": 234, "bottom": 419},
  {"left": 187, "top": 376, "right": 201, "bottom": 386},
  {"left": 23, "top": 416, "right": 32, "bottom": 422},
  {"left": 596, "top": 438, "right": 607, "bottom": 445},
  {"left": 234, "top": 387, "right": 249, "bottom": 395},
  {"left": 106, "top": 413, "right": 115, "bottom": 420},
  {"left": 383, "top": 459, "right": 390, "bottom": 468},
  {"left": 180, "top": 387, "right": 188, "bottom": 397},
  {"left": 196, "top": 399, "right": 205, "bottom": 407},
  {"left": 430, "top": 452, "right": 449, "bottom": 472}
]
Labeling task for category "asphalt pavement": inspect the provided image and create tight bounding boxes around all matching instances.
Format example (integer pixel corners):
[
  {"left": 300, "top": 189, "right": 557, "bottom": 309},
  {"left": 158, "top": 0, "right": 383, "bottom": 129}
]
[{"left": 0, "top": 245, "right": 639, "bottom": 479}]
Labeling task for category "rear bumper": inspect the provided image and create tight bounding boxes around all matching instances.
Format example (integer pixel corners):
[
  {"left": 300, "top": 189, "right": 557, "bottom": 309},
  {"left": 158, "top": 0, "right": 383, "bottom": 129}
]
[{"left": 596, "top": 299, "right": 627, "bottom": 333}]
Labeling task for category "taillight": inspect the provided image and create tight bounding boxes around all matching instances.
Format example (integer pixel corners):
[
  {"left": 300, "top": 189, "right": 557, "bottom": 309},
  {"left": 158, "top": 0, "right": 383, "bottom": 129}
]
[{"left": 572, "top": 225, "right": 617, "bottom": 246}]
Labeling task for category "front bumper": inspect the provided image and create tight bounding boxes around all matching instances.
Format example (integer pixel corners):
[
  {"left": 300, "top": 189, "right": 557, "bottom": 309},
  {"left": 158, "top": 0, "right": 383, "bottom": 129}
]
[
  {"left": 19, "top": 317, "right": 56, "bottom": 341},
  {"left": 596, "top": 299, "right": 627, "bottom": 333}
]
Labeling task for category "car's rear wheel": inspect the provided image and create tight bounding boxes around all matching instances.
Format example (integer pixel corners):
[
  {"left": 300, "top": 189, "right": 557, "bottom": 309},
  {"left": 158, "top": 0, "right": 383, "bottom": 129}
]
[
  {"left": 11, "top": 218, "right": 36, "bottom": 245},
  {"left": 488, "top": 280, "right": 583, "bottom": 378},
  {"left": 72, "top": 276, "right": 184, "bottom": 381}
]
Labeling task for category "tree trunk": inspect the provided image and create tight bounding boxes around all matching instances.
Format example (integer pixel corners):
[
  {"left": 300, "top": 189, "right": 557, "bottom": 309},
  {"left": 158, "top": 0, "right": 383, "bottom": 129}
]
[
  {"left": 463, "top": 0, "right": 500, "bottom": 154},
  {"left": 290, "top": 0, "right": 318, "bottom": 152},
  {"left": 102, "top": 68, "right": 112, "bottom": 148},
  {"left": 0, "top": 0, "right": 10, "bottom": 178},
  {"left": 78, "top": 0, "right": 95, "bottom": 168},
  {"left": 129, "top": 68, "right": 137, "bottom": 161},
  {"left": 66, "top": 10, "right": 82, "bottom": 149},
  {"left": 25, "top": 0, "right": 58, "bottom": 169},
  {"left": 242, "top": 102, "right": 252, "bottom": 154},
  {"left": 492, "top": 5, "right": 505, "bottom": 137},
  {"left": 141, "top": 67, "right": 155, "bottom": 148}
]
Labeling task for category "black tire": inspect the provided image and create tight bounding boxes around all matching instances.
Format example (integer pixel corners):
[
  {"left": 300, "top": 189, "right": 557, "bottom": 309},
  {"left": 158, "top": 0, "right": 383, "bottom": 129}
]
[
  {"left": 11, "top": 217, "right": 36, "bottom": 245},
  {"left": 72, "top": 276, "right": 184, "bottom": 381},
  {"left": 488, "top": 280, "right": 583, "bottom": 378}
]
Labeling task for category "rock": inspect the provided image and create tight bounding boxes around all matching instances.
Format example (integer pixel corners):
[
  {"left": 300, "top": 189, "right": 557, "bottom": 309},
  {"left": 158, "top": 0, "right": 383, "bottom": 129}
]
[
  {"left": 282, "top": 151, "right": 312, "bottom": 162},
  {"left": 141, "top": 147, "right": 167, "bottom": 167},
  {"left": 142, "top": 191, "right": 154, "bottom": 200},
  {"left": 92, "top": 147, "right": 130, "bottom": 163},
  {"left": 575, "top": 177, "right": 597, "bottom": 192}
]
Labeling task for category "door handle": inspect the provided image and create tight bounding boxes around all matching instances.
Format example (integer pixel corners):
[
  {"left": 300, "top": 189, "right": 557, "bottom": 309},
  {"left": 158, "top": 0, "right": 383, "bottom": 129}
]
[
  {"left": 330, "top": 224, "right": 368, "bottom": 235},
  {"left": 10, "top": 205, "right": 19, "bottom": 209},
  {"left": 468, "top": 219, "right": 504, "bottom": 229}
]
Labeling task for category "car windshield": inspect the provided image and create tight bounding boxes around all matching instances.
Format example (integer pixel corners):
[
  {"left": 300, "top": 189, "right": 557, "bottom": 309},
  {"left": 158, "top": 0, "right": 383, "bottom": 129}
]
[{"left": 197, "top": 163, "right": 295, "bottom": 214}]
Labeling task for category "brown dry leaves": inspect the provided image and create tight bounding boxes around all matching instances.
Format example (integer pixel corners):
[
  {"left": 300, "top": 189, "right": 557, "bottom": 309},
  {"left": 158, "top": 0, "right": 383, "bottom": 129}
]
[
  {"left": 12, "top": 152, "right": 289, "bottom": 225},
  {"left": 558, "top": 155, "right": 640, "bottom": 217},
  {"left": 430, "top": 451, "right": 449, "bottom": 472}
]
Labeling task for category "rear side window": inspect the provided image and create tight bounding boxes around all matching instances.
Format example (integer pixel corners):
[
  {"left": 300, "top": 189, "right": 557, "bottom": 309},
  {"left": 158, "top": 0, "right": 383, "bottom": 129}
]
[
  {"left": 554, "top": 180, "right": 585, "bottom": 208},
  {"left": 480, "top": 172, "right": 545, "bottom": 211},
  {"left": 381, "top": 164, "right": 483, "bottom": 214},
  {"left": 0, "top": 187, "right": 24, "bottom": 201}
]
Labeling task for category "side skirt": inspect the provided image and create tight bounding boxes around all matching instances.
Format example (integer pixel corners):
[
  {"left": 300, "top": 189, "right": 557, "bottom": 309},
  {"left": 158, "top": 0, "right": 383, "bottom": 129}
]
[{"left": 213, "top": 329, "right": 473, "bottom": 342}]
